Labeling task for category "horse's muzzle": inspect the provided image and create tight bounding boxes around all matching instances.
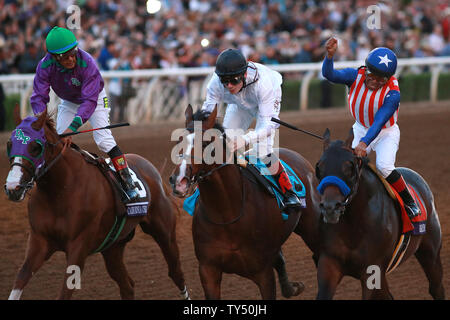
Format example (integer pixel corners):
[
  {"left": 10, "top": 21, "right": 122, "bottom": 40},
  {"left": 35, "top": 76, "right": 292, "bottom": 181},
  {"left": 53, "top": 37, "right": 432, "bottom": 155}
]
[
  {"left": 169, "top": 174, "right": 190, "bottom": 198},
  {"left": 4, "top": 184, "right": 26, "bottom": 202},
  {"left": 320, "top": 201, "right": 345, "bottom": 224}
]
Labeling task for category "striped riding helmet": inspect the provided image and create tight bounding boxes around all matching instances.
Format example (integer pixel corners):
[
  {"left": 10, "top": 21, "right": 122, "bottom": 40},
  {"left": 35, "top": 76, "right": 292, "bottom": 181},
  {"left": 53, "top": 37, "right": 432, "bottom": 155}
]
[{"left": 46, "top": 26, "right": 78, "bottom": 55}]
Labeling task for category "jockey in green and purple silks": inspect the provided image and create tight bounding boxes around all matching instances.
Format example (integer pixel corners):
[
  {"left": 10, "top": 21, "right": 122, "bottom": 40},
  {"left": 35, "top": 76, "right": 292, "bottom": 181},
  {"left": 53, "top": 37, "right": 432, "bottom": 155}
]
[{"left": 30, "top": 26, "right": 139, "bottom": 202}]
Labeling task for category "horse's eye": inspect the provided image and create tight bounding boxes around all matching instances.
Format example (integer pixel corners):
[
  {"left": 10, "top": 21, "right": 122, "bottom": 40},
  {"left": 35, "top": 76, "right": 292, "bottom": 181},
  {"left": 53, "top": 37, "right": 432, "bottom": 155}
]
[
  {"left": 28, "top": 140, "right": 43, "bottom": 158},
  {"left": 342, "top": 161, "right": 354, "bottom": 177}
]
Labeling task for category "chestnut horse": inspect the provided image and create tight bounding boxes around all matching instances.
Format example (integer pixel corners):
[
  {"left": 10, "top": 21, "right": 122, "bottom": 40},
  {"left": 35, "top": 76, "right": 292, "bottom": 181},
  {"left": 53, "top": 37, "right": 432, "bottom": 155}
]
[
  {"left": 314, "top": 128, "right": 444, "bottom": 299},
  {"left": 4, "top": 109, "right": 188, "bottom": 300},
  {"left": 169, "top": 105, "right": 321, "bottom": 299}
]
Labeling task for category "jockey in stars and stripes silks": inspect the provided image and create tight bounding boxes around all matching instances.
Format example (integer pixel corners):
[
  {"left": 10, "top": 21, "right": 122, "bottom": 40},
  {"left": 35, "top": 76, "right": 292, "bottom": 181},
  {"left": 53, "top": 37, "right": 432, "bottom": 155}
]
[{"left": 321, "top": 38, "right": 420, "bottom": 219}]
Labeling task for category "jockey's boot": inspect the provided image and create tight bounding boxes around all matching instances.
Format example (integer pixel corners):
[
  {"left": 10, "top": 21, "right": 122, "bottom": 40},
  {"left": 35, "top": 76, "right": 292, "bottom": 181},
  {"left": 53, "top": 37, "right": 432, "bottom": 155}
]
[
  {"left": 271, "top": 159, "right": 302, "bottom": 211},
  {"left": 386, "top": 169, "right": 421, "bottom": 219},
  {"left": 108, "top": 146, "right": 139, "bottom": 203}
]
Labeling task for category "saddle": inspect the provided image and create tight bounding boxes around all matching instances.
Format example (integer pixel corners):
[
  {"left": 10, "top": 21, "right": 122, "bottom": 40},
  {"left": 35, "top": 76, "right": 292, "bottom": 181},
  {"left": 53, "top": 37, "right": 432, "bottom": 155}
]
[
  {"left": 367, "top": 163, "right": 427, "bottom": 274},
  {"left": 183, "top": 157, "right": 306, "bottom": 220},
  {"left": 71, "top": 143, "right": 150, "bottom": 218}
]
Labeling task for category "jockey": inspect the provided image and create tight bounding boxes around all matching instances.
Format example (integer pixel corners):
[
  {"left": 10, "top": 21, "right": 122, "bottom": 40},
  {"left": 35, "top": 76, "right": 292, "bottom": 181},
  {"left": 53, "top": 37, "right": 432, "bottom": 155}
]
[
  {"left": 201, "top": 48, "right": 302, "bottom": 211},
  {"left": 322, "top": 37, "right": 420, "bottom": 219},
  {"left": 30, "top": 26, "right": 139, "bottom": 202}
]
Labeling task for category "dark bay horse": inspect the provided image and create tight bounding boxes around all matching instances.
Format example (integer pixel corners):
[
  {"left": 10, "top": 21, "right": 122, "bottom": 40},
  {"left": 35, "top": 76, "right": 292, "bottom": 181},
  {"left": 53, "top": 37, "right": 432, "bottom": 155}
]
[
  {"left": 169, "top": 105, "right": 320, "bottom": 299},
  {"left": 314, "top": 128, "right": 444, "bottom": 299},
  {"left": 4, "top": 109, "right": 188, "bottom": 300}
]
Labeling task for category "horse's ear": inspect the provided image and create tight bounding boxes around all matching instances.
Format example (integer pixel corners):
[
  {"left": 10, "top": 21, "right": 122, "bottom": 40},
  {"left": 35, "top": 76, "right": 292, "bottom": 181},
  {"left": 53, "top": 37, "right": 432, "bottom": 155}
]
[
  {"left": 31, "top": 109, "right": 47, "bottom": 131},
  {"left": 185, "top": 104, "right": 193, "bottom": 126},
  {"left": 13, "top": 103, "right": 22, "bottom": 126},
  {"left": 205, "top": 104, "right": 218, "bottom": 129},
  {"left": 344, "top": 128, "right": 354, "bottom": 149},
  {"left": 323, "top": 128, "right": 330, "bottom": 151}
]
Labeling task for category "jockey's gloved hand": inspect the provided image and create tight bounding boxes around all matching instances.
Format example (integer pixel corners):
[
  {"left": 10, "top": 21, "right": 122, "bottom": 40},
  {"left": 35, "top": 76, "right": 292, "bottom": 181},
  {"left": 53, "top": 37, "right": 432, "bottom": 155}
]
[
  {"left": 68, "top": 116, "right": 83, "bottom": 133},
  {"left": 227, "top": 135, "right": 249, "bottom": 153}
]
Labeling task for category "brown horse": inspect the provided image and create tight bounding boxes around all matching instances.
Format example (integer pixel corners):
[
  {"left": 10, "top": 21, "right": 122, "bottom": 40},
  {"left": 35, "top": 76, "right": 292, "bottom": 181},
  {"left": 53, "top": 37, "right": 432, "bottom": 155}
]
[
  {"left": 4, "top": 109, "right": 189, "bottom": 300},
  {"left": 169, "top": 105, "right": 320, "bottom": 299},
  {"left": 314, "top": 128, "right": 445, "bottom": 299}
]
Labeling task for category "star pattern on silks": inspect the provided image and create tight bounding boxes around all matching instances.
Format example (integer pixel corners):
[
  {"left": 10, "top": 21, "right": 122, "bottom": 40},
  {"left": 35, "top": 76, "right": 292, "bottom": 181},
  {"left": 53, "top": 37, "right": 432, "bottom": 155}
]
[{"left": 378, "top": 54, "right": 392, "bottom": 67}]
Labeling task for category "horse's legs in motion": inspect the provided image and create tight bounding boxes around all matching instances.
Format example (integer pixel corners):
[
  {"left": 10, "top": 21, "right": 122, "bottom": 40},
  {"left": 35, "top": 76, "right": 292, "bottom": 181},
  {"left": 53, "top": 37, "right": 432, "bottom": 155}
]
[
  {"left": 273, "top": 250, "right": 304, "bottom": 298},
  {"left": 199, "top": 263, "right": 222, "bottom": 299},
  {"left": 140, "top": 209, "right": 188, "bottom": 299},
  {"left": 415, "top": 233, "right": 445, "bottom": 300},
  {"left": 8, "top": 233, "right": 53, "bottom": 300},
  {"left": 251, "top": 267, "right": 277, "bottom": 300},
  {"left": 102, "top": 241, "right": 135, "bottom": 299},
  {"left": 360, "top": 268, "right": 393, "bottom": 300},
  {"left": 316, "top": 255, "right": 343, "bottom": 300},
  {"left": 58, "top": 242, "right": 89, "bottom": 300}
]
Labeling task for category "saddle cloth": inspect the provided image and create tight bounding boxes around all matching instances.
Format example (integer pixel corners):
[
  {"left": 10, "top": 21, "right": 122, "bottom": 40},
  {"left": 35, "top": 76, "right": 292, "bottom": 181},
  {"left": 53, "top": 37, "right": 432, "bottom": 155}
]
[
  {"left": 105, "top": 158, "right": 150, "bottom": 217},
  {"left": 367, "top": 164, "right": 427, "bottom": 274},
  {"left": 367, "top": 163, "right": 427, "bottom": 235},
  {"left": 183, "top": 158, "right": 306, "bottom": 220}
]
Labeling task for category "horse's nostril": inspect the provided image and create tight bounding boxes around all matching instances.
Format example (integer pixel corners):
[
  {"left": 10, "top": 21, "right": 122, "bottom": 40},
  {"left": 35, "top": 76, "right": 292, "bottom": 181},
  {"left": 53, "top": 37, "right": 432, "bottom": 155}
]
[{"left": 169, "top": 175, "right": 174, "bottom": 184}]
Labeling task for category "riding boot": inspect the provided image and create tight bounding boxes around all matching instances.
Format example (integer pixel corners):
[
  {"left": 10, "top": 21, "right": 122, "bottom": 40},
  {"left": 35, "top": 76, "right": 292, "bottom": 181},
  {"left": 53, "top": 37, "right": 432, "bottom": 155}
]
[
  {"left": 108, "top": 146, "right": 139, "bottom": 203},
  {"left": 271, "top": 159, "right": 302, "bottom": 211},
  {"left": 386, "top": 169, "right": 421, "bottom": 219}
]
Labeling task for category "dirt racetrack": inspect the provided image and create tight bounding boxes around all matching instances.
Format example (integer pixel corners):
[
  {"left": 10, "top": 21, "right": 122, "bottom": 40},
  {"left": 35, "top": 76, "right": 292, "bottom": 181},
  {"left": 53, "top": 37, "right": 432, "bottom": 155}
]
[{"left": 0, "top": 101, "right": 448, "bottom": 300}]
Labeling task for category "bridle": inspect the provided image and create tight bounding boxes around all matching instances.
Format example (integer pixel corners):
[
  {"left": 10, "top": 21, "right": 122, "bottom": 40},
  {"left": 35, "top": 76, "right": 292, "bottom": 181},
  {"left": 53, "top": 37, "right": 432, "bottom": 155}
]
[
  {"left": 9, "top": 138, "right": 70, "bottom": 193},
  {"left": 316, "top": 151, "right": 364, "bottom": 212},
  {"left": 179, "top": 128, "right": 246, "bottom": 225}
]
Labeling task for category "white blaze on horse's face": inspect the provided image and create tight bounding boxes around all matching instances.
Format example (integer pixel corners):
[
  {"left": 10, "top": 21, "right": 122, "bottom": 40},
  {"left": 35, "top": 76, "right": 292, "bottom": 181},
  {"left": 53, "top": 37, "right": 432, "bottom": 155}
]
[
  {"left": 175, "top": 132, "right": 195, "bottom": 195},
  {"left": 5, "top": 158, "right": 24, "bottom": 191}
]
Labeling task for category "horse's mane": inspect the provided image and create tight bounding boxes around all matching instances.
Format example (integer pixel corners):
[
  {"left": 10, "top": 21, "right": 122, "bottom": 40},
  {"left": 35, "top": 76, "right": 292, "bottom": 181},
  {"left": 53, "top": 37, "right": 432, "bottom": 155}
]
[
  {"left": 329, "top": 140, "right": 370, "bottom": 167},
  {"left": 192, "top": 109, "right": 224, "bottom": 133}
]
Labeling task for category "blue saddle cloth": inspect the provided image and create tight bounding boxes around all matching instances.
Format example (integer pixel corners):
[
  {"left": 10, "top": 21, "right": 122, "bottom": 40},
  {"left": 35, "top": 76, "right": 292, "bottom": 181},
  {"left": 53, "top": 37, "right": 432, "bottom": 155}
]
[{"left": 183, "top": 158, "right": 306, "bottom": 220}]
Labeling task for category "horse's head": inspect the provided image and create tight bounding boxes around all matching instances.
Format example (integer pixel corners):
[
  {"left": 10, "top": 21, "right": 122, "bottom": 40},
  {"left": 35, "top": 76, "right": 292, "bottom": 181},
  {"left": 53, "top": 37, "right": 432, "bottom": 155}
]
[
  {"left": 169, "top": 104, "right": 227, "bottom": 197},
  {"left": 4, "top": 108, "right": 59, "bottom": 202},
  {"left": 315, "top": 128, "right": 362, "bottom": 224}
]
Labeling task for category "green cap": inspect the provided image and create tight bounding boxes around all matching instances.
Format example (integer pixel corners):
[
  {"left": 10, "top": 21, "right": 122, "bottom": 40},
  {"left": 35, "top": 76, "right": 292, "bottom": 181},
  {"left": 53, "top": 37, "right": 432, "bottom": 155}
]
[{"left": 45, "top": 26, "right": 78, "bottom": 54}]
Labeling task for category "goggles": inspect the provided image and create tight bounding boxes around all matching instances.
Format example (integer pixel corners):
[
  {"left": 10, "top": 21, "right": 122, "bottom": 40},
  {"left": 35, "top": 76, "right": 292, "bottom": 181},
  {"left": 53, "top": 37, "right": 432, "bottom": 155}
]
[
  {"left": 54, "top": 47, "right": 78, "bottom": 62},
  {"left": 365, "top": 69, "right": 388, "bottom": 83},
  {"left": 219, "top": 74, "right": 244, "bottom": 86}
]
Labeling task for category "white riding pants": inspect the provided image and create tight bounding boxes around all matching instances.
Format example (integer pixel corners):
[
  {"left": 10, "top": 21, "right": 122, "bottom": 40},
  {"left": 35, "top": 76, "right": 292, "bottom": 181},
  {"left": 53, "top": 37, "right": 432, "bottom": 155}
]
[
  {"left": 352, "top": 122, "right": 400, "bottom": 178},
  {"left": 56, "top": 89, "right": 117, "bottom": 153}
]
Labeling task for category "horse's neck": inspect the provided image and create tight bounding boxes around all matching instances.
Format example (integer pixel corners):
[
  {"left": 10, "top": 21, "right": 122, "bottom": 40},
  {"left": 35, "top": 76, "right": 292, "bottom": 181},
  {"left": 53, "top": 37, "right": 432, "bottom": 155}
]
[
  {"left": 198, "top": 165, "right": 244, "bottom": 213},
  {"left": 37, "top": 146, "right": 81, "bottom": 189}
]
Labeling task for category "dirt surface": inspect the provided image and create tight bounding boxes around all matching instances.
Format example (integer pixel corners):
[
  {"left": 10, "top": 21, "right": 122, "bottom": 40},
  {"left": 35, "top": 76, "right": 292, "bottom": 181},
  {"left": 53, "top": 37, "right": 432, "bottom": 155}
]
[{"left": 0, "top": 101, "right": 449, "bottom": 300}]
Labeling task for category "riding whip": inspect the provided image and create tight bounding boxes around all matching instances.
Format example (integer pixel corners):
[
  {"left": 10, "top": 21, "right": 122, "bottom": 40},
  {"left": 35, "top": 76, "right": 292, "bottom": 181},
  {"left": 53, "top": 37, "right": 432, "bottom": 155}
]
[
  {"left": 271, "top": 118, "right": 323, "bottom": 140},
  {"left": 59, "top": 122, "right": 130, "bottom": 137}
]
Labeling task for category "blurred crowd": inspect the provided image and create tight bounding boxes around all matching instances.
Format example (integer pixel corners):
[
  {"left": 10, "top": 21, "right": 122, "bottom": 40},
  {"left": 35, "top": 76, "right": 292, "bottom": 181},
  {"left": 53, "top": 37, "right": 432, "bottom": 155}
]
[{"left": 0, "top": 0, "right": 449, "bottom": 76}]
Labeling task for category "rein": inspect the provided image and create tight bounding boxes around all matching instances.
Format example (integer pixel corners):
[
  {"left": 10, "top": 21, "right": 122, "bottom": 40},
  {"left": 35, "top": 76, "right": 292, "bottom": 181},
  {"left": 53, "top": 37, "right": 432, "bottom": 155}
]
[
  {"left": 34, "top": 139, "right": 71, "bottom": 181},
  {"left": 341, "top": 157, "right": 364, "bottom": 208}
]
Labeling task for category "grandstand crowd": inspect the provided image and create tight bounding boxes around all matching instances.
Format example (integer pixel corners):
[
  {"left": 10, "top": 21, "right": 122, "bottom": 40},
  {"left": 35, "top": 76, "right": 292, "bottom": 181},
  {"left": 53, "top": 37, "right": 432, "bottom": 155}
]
[{"left": 0, "top": 0, "right": 449, "bottom": 76}]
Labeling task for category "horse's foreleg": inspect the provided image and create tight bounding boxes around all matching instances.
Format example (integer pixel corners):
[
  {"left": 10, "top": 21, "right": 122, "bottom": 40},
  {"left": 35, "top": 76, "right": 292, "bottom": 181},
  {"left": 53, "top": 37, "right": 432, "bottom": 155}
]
[
  {"left": 199, "top": 263, "right": 222, "bottom": 300},
  {"left": 360, "top": 272, "right": 393, "bottom": 300},
  {"left": 273, "top": 250, "right": 304, "bottom": 298},
  {"left": 316, "top": 255, "right": 343, "bottom": 300},
  {"left": 8, "top": 233, "right": 52, "bottom": 300},
  {"left": 102, "top": 242, "right": 135, "bottom": 299},
  {"left": 140, "top": 210, "right": 188, "bottom": 299},
  {"left": 58, "top": 243, "right": 89, "bottom": 300},
  {"left": 251, "top": 267, "right": 277, "bottom": 300}
]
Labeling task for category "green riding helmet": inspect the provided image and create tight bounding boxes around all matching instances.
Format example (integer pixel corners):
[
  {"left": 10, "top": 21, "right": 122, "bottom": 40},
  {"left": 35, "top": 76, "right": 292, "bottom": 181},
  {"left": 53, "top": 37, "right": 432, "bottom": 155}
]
[{"left": 45, "top": 26, "right": 78, "bottom": 54}]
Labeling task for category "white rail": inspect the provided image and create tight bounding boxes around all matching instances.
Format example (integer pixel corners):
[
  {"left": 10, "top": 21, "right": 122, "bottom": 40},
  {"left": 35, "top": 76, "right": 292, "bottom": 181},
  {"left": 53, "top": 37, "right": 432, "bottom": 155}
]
[{"left": 1, "top": 56, "right": 449, "bottom": 122}]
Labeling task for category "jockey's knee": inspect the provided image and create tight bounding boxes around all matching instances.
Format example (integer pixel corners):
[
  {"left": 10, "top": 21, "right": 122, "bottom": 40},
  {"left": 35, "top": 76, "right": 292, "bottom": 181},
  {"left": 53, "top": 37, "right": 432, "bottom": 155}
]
[
  {"left": 97, "top": 140, "right": 117, "bottom": 154},
  {"left": 376, "top": 164, "right": 395, "bottom": 179}
]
